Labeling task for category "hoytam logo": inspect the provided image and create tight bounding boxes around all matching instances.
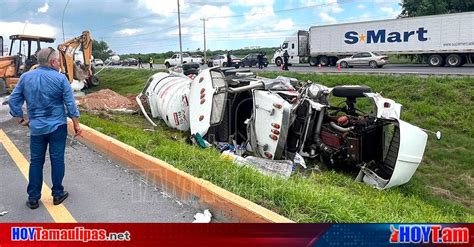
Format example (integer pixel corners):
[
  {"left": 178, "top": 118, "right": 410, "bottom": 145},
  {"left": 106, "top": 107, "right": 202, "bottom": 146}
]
[
  {"left": 390, "top": 225, "right": 469, "bottom": 244},
  {"left": 11, "top": 227, "right": 131, "bottom": 242},
  {"left": 344, "top": 28, "right": 428, "bottom": 44}
]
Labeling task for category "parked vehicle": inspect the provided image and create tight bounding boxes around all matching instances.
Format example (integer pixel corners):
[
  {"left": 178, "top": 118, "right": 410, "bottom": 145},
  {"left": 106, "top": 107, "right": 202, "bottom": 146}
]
[
  {"left": 93, "top": 58, "right": 104, "bottom": 66},
  {"left": 137, "top": 68, "right": 440, "bottom": 189},
  {"left": 207, "top": 55, "right": 220, "bottom": 67},
  {"left": 241, "top": 53, "right": 268, "bottom": 67},
  {"left": 273, "top": 12, "right": 474, "bottom": 67},
  {"left": 192, "top": 55, "right": 204, "bottom": 65},
  {"left": 122, "top": 58, "right": 138, "bottom": 66},
  {"left": 337, "top": 52, "right": 388, "bottom": 68},
  {"left": 212, "top": 55, "right": 241, "bottom": 68},
  {"left": 164, "top": 53, "right": 193, "bottom": 68},
  {"left": 106, "top": 55, "right": 121, "bottom": 65}
]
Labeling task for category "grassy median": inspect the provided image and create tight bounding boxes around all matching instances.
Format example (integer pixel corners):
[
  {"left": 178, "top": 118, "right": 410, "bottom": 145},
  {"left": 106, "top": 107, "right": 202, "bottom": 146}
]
[{"left": 80, "top": 68, "right": 473, "bottom": 222}]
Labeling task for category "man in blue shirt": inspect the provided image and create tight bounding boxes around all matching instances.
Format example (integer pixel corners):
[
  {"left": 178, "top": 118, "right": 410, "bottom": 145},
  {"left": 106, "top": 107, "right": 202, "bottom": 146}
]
[{"left": 9, "top": 47, "right": 82, "bottom": 209}]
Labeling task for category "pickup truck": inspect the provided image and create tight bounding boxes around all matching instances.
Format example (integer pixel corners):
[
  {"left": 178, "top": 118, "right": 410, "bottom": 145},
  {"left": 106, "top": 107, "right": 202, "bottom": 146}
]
[{"left": 164, "top": 53, "right": 193, "bottom": 68}]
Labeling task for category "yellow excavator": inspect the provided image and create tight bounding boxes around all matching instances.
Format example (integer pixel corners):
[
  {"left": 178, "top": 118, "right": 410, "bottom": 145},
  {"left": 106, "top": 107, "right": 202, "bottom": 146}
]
[{"left": 0, "top": 31, "right": 98, "bottom": 94}]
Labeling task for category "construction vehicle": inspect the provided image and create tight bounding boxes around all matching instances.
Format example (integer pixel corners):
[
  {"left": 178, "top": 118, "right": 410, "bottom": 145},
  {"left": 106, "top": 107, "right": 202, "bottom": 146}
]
[
  {"left": 58, "top": 31, "right": 99, "bottom": 89},
  {"left": 0, "top": 34, "right": 55, "bottom": 94},
  {"left": 0, "top": 31, "right": 98, "bottom": 94}
]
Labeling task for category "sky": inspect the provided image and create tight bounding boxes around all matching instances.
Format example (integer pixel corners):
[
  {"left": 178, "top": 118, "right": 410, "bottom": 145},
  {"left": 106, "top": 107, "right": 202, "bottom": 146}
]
[{"left": 1, "top": 0, "right": 402, "bottom": 54}]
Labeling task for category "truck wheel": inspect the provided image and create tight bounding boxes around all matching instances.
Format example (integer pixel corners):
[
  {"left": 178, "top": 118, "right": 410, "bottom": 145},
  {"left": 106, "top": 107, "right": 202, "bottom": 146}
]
[
  {"left": 340, "top": 61, "right": 348, "bottom": 68},
  {"left": 165, "top": 62, "right": 170, "bottom": 68},
  {"left": 0, "top": 78, "right": 7, "bottom": 96},
  {"left": 309, "top": 57, "right": 319, "bottom": 66},
  {"left": 446, "top": 54, "right": 462, "bottom": 67},
  {"left": 428, "top": 54, "right": 444, "bottom": 67},
  {"left": 275, "top": 58, "right": 282, "bottom": 66},
  {"left": 369, "top": 60, "right": 378, "bottom": 68},
  {"left": 319, "top": 56, "right": 329, "bottom": 66},
  {"left": 90, "top": 76, "right": 100, "bottom": 86},
  {"left": 329, "top": 57, "right": 337, "bottom": 66}
]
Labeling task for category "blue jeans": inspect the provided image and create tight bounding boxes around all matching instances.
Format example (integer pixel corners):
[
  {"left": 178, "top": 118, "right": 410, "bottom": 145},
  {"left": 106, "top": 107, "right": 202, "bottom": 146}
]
[{"left": 28, "top": 124, "right": 67, "bottom": 200}]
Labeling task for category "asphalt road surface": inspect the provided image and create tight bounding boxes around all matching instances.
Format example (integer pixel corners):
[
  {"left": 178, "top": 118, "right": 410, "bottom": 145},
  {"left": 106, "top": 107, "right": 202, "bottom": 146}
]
[
  {"left": 0, "top": 97, "right": 197, "bottom": 222},
  {"left": 107, "top": 63, "right": 474, "bottom": 76}
]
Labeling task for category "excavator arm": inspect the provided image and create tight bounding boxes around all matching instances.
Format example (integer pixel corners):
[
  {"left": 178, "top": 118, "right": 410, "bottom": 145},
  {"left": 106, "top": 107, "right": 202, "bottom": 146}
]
[{"left": 57, "top": 31, "right": 94, "bottom": 85}]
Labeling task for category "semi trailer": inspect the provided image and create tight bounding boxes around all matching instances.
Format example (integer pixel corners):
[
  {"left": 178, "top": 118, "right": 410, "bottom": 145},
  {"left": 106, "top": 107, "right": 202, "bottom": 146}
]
[{"left": 272, "top": 12, "right": 474, "bottom": 67}]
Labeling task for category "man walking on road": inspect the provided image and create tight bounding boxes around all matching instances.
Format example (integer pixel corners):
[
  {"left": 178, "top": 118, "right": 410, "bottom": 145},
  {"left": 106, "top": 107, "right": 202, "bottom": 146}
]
[
  {"left": 138, "top": 56, "right": 143, "bottom": 69},
  {"left": 8, "top": 47, "right": 82, "bottom": 210},
  {"left": 149, "top": 57, "right": 154, "bottom": 69},
  {"left": 283, "top": 50, "right": 289, "bottom": 71}
]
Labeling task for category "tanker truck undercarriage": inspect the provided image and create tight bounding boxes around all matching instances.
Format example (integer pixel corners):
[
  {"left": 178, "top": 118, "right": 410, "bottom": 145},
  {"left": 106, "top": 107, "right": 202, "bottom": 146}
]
[{"left": 136, "top": 67, "right": 434, "bottom": 189}]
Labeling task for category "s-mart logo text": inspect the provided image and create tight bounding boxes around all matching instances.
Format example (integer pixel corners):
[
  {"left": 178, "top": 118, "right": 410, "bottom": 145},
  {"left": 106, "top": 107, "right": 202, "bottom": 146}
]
[{"left": 390, "top": 225, "right": 469, "bottom": 244}]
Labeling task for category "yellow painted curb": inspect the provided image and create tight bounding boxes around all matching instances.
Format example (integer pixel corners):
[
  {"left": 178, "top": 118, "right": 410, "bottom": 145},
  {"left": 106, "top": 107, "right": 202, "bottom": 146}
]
[{"left": 67, "top": 120, "right": 293, "bottom": 223}]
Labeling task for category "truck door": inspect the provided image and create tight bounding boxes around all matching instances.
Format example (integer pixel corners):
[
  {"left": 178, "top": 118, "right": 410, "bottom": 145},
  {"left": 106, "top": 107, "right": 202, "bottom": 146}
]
[
  {"left": 248, "top": 90, "right": 292, "bottom": 160},
  {"left": 289, "top": 42, "right": 299, "bottom": 64}
]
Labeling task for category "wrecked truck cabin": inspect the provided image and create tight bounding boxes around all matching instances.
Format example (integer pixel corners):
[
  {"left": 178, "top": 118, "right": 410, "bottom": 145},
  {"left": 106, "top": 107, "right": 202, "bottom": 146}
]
[{"left": 136, "top": 67, "right": 434, "bottom": 189}]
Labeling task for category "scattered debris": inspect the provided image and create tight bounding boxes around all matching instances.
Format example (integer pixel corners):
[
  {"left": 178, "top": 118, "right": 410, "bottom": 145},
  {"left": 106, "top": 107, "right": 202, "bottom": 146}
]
[
  {"left": 0, "top": 211, "right": 9, "bottom": 216},
  {"left": 76, "top": 89, "right": 137, "bottom": 113},
  {"left": 222, "top": 151, "right": 293, "bottom": 178},
  {"left": 193, "top": 209, "right": 212, "bottom": 223}
]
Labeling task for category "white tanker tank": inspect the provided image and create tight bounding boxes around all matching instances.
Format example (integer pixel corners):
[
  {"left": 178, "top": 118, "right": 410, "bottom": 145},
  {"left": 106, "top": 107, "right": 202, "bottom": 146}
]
[{"left": 137, "top": 72, "right": 192, "bottom": 131}]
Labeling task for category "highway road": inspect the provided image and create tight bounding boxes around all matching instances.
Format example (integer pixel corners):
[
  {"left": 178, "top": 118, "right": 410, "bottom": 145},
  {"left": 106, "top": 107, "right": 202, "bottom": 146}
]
[
  {"left": 106, "top": 63, "right": 474, "bottom": 76},
  {"left": 0, "top": 97, "right": 197, "bottom": 222}
]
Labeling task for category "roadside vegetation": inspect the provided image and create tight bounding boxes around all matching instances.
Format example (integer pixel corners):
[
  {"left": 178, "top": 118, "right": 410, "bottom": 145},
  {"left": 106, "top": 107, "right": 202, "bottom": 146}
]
[{"left": 81, "top": 68, "right": 473, "bottom": 222}]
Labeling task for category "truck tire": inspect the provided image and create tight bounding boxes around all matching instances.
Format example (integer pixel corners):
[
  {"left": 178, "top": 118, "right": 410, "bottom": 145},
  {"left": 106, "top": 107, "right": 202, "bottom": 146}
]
[
  {"left": 0, "top": 78, "right": 7, "bottom": 96},
  {"left": 446, "top": 54, "right": 462, "bottom": 67},
  {"left": 309, "top": 57, "right": 318, "bottom": 66},
  {"left": 428, "top": 54, "right": 444, "bottom": 67},
  {"left": 165, "top": 62, "right": 170, "bottom": 68},
  {"left": 319, "top": 56, "right": 329, "bottom": 66},
  {"left": 329, "top": 56, "right": 337, "bottom": 67},
  {"left": 275, "top": 57, "right": 282, "bottom": 66}
]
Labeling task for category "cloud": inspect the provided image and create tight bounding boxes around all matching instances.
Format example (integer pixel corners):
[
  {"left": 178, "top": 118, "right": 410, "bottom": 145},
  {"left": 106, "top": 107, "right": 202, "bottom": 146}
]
[
  {"left": 380, "top": 7, "right": 400, "bottom": 17},
  {"left": 115, "top": 28, "right": 144, "bottom": 36},
  {"left": 275, "top": 18, "right": 294, "bottom": 30},
  {"left": 37, "top": 2, "right": 49, "bottom": 14},
  {"left": 357, "top": 4, "right": 365, "bottom": 10},
  {"left": 0, "top": 21, "right": 56, "bottom": 39},
  {"left": 235, "top": 0, "right": 274, "bottom": 6},
  {"left": 319, "top": 12, "right": 336, "bottom": 23}
]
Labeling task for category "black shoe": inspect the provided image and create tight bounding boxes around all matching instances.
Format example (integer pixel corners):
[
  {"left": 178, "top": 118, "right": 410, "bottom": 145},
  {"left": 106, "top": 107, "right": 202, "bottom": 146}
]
[
  {"left": 53, "top": 191, "right": 69, "bottom": 205},
  {"left": 26, "top": 199, "right": 39, "bottom": 209}
]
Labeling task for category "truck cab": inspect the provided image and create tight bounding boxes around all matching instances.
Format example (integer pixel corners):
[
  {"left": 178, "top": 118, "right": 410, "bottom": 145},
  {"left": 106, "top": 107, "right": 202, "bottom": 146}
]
[
  {"left": 164, "top": 53, "right": 193, "bottom": 68},
  {"left": 272, "top": 31, "right": 310, "bottom": 66}
]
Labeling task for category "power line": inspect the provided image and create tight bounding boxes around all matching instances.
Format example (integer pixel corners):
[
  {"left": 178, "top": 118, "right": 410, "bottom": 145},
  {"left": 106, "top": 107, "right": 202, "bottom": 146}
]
[{"left": 62, "top": 0, "right": 71, "bottom": 42}]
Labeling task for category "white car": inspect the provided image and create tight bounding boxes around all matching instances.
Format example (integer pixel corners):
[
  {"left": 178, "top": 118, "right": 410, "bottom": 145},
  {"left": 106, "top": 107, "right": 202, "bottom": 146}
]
[
  {"left": 212, "top": 55, "right": 242, "bottom": 68},
  {"left": 93, "top": 58, "right": 104, "bottom": 66},
  {"left": 164, "top": 53, "right": 194, "bottom": 68},
  {"left": 337, "top": 52, "right": 388, "bottom": 68}
]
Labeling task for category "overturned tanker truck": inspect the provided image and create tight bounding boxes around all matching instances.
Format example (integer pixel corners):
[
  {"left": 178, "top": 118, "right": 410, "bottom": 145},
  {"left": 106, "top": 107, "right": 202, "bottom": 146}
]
[{"left": 136, "top": 67, "right": 438, "bottom": 189}]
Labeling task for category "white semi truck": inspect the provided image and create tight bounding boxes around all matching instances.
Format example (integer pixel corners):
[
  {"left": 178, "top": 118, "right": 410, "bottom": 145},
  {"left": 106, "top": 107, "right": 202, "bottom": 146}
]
[{"left": 272, "top": 12, "right": 474, "bottom": 67}]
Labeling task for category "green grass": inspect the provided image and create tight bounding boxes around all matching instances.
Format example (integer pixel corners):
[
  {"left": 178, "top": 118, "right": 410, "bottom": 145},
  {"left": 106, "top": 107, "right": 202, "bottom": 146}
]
[{"left": 82, "top": 69, "right": 474, "bottom": 222}]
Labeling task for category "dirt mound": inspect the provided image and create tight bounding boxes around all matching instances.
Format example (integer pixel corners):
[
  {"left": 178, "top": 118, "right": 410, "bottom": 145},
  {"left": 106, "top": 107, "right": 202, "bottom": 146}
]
[{"left": 76, "top": 89, "right": 137, "bottom": 113}]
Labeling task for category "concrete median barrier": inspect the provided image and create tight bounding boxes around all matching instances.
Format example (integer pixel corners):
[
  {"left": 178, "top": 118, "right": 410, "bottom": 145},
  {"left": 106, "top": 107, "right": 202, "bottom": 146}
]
[{"left": 67, "top": 120, "right": 293, "bottom": 223}]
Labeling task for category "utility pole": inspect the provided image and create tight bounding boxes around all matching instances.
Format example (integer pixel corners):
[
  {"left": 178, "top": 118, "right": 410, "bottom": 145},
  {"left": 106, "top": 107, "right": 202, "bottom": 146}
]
[
  {"left": 200, "top": 18, "right": 208, "bottom": 64},
  {"left": 177, "top": 0, "right": 183, "bottom": 65}
]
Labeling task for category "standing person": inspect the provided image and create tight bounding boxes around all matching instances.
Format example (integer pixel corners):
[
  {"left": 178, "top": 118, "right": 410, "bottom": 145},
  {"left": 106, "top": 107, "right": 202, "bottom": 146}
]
[
  {"left": 137, "top": 55, "right": 143, "bottom": 69},
  {"left": 226, "top": 51, "right": 232, "bottom": 67},
  {"left": 283, "top": 50, "right": 289, "bottom": 71},
  {"left": 257, "top": 52, "right": 264, "bottom": 69},
  {"left": 149, "top": 57, "right": 154, "bottom": 69},
  {"left": 8, "top": 47, "right": 82, "bottom": 209}
]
